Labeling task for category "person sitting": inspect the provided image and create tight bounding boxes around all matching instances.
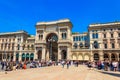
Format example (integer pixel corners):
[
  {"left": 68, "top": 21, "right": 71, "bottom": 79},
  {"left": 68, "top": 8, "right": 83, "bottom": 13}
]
[{"left": 23, "top": 63, "right": 27, "bottom": 69}]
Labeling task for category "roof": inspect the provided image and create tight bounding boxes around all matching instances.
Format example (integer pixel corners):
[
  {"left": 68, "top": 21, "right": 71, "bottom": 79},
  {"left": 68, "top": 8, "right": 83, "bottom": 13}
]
[
  {"left": 36, "top": 19, "right": 71, "bottom": 25},
  {"left": 89, "top": 22, "right": 120, "bottom": 27},
  {"left": 0, "top": 30, "right": 28, "bottom": 36},
  {"left": 72, "top": 32, "right": 88, "bottom": 36}
]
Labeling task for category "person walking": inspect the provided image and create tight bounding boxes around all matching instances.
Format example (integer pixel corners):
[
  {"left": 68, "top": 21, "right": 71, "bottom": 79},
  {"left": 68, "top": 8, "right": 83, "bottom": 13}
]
[
  {"left": 104, "top": 60, "right": 109, "bottom": 71},
  {"left": 1, "top": 61, "right": 5, "bottom": 70},
  {"left": 67, "top": 61, "right": 70, "bottom": 69},
  {"left": 61, "top": 60, "right": 65, "bottom": 68},
  {"left": 112, "top": 60, "right": 118, "bottom": 72}
]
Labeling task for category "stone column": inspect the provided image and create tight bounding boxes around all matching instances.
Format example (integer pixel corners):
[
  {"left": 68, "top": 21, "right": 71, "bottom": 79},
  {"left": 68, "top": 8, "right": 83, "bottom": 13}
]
[
  {"left": 67, "top": 47, "right": 71, "bottom": 60},
  {"left": 90, "top": 43, "right": 93, "bottom": 49},
  {"left": 90, "top": 50, "right": 94, "bottom": 61},
  {"left": 109, "top": 53, "right": 111, "bottom": 61},
  {"left": 13, "top": 52, "right": 16, "bottom": 61},
  {"left": 46, "top": 49, "right": 49, "bottom": 61},
  {"left": 116, "top": 53, "right": 119, "bottom": 61},
  {"left": 19, "top": 53, "right": 22, "bottom": 61},
  {"left": 9, "top": 53, "right": 11, "bottom": 61},
  {"left": 42, "top": 47, "right": 46, "bottom": 60},
  {"left": 67, "top": 28, "right": 71, "bottom": 40},
  {"left": 99, "top": 51, "right": 103, "bottom": 61},
  {"left": 58, "top": 47, "right": 61, "bottom": 61},
  {"left": 34, "top": 50, "right": 38, "bottom": 60}
]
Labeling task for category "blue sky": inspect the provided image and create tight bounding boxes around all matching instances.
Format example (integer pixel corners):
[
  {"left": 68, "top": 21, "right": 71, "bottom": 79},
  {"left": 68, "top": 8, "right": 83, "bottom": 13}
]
[{"left": 0, "top": 0, "right": 120, "bottom": 35}]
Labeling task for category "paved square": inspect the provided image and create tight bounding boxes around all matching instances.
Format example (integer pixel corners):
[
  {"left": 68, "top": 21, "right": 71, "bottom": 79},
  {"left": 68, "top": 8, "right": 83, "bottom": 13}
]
[{"left": 0, "top": 65, "right": 120, "bottom": 80}]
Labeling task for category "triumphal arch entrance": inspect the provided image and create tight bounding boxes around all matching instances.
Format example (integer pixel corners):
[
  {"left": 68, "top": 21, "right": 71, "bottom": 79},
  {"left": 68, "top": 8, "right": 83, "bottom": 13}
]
[{"left": 35, "top": 19, "right": 72, "bottom": 61}]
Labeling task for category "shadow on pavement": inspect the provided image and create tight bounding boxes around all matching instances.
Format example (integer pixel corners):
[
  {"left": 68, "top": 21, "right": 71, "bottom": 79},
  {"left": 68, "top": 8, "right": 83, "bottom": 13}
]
[{"left": 98, "top": 71, "right": 120, "bottom": 78}]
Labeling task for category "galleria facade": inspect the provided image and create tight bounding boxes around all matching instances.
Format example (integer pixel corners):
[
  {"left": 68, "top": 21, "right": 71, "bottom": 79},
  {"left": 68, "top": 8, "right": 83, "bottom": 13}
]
[{"left": 0, "top": 19, "right": 120, "bottom": 62}]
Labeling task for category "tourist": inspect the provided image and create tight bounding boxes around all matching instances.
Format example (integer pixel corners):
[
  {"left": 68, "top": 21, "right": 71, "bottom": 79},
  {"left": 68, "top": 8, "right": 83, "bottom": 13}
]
[
  {"left": 92, "top": 61, "right": 96, "bottom": 70},
  {"left": 23, "top": 63, "right": 27, "bottom": 69},
  {"left": 38, "top": 62, "right": 41, "bottom": 67},
  {"left": 118, "top": 61, "right": 120, "bottom": 71},
  {"left": 112, "top": 60, "right": 118, "bottom": 72},
  {"left": 104, "top": 60, "right": 109, "bottom": 71},
  {"left": 101, "top": 61, "right": 104, "bottom": 70},
  {"left": 1, "top": 61, "right": 5, "bottom": 70},
  {"left": 110, "top": 61, "right": 114, "bottom": 71},
  {"left": 97, "top": 61, "right": 101, "bottom": 70},
  {"left": 76, "top": 61, "right": 79, "bottom": 67},
  {"left": 67, "top": 60, "right": 70, "bottom": 69},
  {"left": 61, "top": 60, "right": 65, "bottom": 68},
  {"left": 88, "top": 61, "right": 92, "bottom": 70}
]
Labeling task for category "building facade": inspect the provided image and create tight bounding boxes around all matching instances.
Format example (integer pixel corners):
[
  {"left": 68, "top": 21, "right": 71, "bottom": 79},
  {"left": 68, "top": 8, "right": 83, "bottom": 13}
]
[{"left": 0, "top": 19, "right": 120, "bottom": 62}]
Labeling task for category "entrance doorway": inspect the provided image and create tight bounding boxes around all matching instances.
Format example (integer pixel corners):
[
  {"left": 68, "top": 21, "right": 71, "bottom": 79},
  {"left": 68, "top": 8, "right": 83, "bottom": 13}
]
[
  {"left": 38, "top": 50, "right": 42, "bottom": 61},
  {"left": 104, "top": 53, "right": 109, "bottom": 60},
  {"left": 111, "top": 54, "right": 116, "bottom": 61},
  {"left": 61, "top": 50, "right": 67, "bottom": 60},
  {"left": 46, "top": 33, "right": 58, "bottom": 61},
  {"left": 94, "top": 53, "right": 99, "bottom": 61}
]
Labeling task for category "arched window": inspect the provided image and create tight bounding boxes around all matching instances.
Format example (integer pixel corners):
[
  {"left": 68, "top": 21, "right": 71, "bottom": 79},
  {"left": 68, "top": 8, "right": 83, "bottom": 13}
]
[
  {"left": 96, "top": 33, "right": 98, "bottom": 38},
  {"left": 38, "top": 34, "right": 43, "bottom": 40},
  {"left": 8, "top": 44, "right": 10, "bottom": 50},
  {"left": 12, "top": 43, "right": 14, "bottom": 50},
  {"left": 74, "top": 43, "right": 78, "bottom": 49},
  {"left": 62, "top": 33, "right": 67, "bottom": 39},
  {"left": 16, "top": 53, "right": 19, "bottom": 61},
  {"left": 31, "top": 45, "right": 34, "bottom": 50},
  {"left": 17, "top": 44, "right": 20, "bottom": 50},
  {"left": 92, "top": 33, "right": 98, "bottom": 39},
  {"left": 104, "top": 54, "right": 109, "bottom": 60},
  {"left": 23, "top": 45, "right": 25, "bottom": 50},
  {"left": 85, "top": 42, "right": 89, "bottom": 48},
  {"left": 26, "top": 53, "right": 29, "bottom": 61},
  {"left": 111, "top": 54, "right": 116, "bottom": 61},
  {"left": 94, "top": 41, "right": 99, "bottom": 49},
  {"left": 27, "top": 45, "right": 30, "bottom": 50},
  {"left": 30, "top": 53, "right": 34, "bottom": 61},
  {"left": 111, "top": 43, "right": 115, "bottom": 48},
  {"left": 92, "top": 33, "right": 95, "bottom": 39},
  {"left": 1, "top": 43, "right": 3, "bottom": 50},
  {"left": 79, "top": 43, "right": 83, "bottom": 48},
  {"left": 22, "top": 53, "right": 25, "bottom": 61}
]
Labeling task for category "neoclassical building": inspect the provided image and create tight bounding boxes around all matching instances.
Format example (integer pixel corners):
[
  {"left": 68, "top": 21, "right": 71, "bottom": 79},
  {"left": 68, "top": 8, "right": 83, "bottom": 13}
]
[{"left": 0, "top": 19, "right": 120, "bottom": 62}]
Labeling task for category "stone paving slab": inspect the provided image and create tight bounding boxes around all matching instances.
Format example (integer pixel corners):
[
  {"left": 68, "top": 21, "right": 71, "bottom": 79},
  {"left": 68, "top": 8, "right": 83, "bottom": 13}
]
[{"left": 0, "top": 65, "right": 120, "bottom": 80}]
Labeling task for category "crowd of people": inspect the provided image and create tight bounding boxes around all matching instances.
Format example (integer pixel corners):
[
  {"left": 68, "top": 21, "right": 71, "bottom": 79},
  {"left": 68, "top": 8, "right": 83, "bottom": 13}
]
[
  {"left": 0, "top": 60, "right": 120, "bottom": 72},
  {"left": 0, "top": 60, "right": 81, "bottom": 71},
  {"left": 87, "top": 60, "right": 120, "bottom": 72}
]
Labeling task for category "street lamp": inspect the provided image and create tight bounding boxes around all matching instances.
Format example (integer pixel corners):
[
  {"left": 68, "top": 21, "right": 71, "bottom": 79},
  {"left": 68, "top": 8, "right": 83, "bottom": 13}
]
[{"left": 48, "top": 38, "right": 55, "bottom": 61}]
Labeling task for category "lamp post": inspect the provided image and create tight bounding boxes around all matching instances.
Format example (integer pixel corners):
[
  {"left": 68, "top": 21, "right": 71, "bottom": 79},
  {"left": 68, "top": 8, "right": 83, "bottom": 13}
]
[{"left": 48, "top": 38, "right": 55, "bottom": 61}]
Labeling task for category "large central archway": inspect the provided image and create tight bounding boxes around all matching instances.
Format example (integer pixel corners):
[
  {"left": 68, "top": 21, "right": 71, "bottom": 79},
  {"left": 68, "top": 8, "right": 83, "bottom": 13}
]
[{"left": 46, "top": 33, "right": 58, "bottom": 61}]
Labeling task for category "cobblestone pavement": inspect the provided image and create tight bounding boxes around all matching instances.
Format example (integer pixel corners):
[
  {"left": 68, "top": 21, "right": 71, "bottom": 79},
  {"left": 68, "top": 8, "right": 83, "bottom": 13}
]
[{"left": 0, "top": 65, "right": 120, "bottom": 80}]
